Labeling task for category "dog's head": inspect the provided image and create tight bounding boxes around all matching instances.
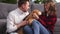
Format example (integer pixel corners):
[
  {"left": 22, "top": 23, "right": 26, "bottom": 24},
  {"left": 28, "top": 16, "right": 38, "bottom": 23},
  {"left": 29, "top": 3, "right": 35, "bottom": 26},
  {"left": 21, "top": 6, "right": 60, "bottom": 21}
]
[
  {"left": 32, "top": 9, "right": 42, "bottom": 16},
  {"left": 31, "top": 9, "right": 42, "bottom": 19}
]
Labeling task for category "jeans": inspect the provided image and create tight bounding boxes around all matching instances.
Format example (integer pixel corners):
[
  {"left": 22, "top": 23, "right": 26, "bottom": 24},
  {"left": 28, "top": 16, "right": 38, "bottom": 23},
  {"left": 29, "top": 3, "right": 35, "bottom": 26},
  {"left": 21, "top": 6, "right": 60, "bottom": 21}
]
[
  {"left": 32, "top": 20, "right": 50, "bottom": 34},
  {"left": 23, "top": 20, "right": 50, "bottom": 34},
  {"left": 23, "top": 25, "right": 33, "bottom": 34}
]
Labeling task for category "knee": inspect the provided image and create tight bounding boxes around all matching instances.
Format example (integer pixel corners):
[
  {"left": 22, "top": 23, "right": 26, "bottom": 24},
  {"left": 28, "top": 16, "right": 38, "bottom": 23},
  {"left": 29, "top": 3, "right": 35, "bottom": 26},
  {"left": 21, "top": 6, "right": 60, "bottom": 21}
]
[
  {"left": 23, "top": 26, "right": 33, "bottom": 34},
  {"left": 23, "top": 26, "right": 32, "bottom": 32},
  {"left": 32, "top": 20, "right": 40, "bottom": 26},
  {"left": 32, "top": 19, "right": 40, "bottom": 23},
  {"left": 24, "top": 26, "right": 29, "bottom": 31},
  {"left": 32, "top": 21, "right": 39, "bottom": 29}
]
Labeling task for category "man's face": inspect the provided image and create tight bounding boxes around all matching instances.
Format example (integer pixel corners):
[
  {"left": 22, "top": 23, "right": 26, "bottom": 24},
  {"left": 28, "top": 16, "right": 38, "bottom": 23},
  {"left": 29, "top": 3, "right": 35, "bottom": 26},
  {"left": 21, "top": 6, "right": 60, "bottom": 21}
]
[{"left": 22, "top": 1, "right": 30, "bottom": 12}]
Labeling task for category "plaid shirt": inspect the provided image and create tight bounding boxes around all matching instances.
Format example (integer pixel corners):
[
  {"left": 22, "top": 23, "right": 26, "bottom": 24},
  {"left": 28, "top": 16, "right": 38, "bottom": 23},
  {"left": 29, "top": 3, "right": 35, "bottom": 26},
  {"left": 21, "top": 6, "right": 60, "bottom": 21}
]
[{"left": 38, "top": 14, "right": 57, "bottom": 34}]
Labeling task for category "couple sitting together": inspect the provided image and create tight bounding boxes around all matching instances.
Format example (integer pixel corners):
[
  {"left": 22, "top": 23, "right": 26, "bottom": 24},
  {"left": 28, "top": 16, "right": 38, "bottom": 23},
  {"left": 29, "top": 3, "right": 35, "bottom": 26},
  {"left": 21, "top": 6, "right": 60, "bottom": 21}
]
[{"left": 6, "top": 0, "right": 57, "bottom": 34}]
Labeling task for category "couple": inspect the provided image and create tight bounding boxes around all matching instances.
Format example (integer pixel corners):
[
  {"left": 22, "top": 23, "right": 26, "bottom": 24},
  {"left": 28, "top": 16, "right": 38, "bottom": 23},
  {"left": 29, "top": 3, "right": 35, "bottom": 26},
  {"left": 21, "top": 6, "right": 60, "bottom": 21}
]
[{"left": 6, "top": 0, "right": 57, "bottom": 34}]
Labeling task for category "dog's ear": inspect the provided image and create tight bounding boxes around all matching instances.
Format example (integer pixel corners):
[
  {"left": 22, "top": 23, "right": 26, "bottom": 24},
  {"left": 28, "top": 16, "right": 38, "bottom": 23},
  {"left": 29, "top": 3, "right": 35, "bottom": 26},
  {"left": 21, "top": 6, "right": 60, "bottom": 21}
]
[
  {"left": 32, "top": 9, "right": 42, "bottom": 15},
  {"left": 34, "top": 10, "right": 42, "bottom": 15},
  {"left": 38, "top": 11, "right": 42, "bottom": 15}
]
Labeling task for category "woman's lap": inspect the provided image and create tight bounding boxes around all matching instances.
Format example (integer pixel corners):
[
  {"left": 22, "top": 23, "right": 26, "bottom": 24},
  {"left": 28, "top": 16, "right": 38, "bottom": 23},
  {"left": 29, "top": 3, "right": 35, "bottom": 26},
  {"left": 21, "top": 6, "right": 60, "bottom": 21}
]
[
  {"left": 32, "top": 20, "right": 50, "bottom": 34},
  {"left": 23, "top": 20, "right": 50, "bottom": 34}
]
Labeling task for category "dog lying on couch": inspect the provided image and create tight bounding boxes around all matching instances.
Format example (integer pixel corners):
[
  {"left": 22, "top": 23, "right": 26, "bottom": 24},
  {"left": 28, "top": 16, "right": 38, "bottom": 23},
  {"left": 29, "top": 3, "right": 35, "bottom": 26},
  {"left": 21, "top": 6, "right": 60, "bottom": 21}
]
[{"left": 17, "top": 9, "right": 42, "bottom": 34}]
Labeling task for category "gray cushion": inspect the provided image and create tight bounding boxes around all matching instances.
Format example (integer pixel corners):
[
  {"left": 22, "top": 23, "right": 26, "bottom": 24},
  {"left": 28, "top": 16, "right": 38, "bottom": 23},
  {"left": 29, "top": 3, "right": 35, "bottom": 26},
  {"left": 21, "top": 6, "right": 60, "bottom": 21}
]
[
  {"left": 7, "top": 4, "right": 17, "bottom": 13},
  {"left": 54, "top": 18, "right": 60, "bottom": 34},
  {"left": 0, "top": 3, "right": 17, "bottom": 19},
  {"left": 0, "top": 3, "right": 8, "bottom": 19},
  {"left": 56, "top": 3, "right": 60, "bottom": 18},
  {"left": 0, "top": 19, "right": 6, "bottom": 34},
  {"left": 31, "top": 3, "right": 44, "bottom": 12}
]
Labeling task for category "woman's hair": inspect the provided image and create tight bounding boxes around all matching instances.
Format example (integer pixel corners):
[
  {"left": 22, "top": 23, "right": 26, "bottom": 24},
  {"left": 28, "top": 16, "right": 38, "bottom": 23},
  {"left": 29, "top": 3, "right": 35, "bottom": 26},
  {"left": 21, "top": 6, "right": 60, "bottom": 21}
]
[
  {"left": 44, "top": 0, "right": 56, "bottom": 16},
  {"left": 49, "top": 4, "right": 56, "bottom": 16},
  {"left": 18, "top": 0, "right": 29, "bottom": 7}
]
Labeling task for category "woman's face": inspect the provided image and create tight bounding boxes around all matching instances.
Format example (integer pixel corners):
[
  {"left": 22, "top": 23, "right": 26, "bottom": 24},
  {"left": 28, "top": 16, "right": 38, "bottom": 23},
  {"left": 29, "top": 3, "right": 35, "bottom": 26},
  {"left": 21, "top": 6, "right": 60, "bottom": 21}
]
[{"left": 45, "top": 3, "right": 50, "bottom": 12}]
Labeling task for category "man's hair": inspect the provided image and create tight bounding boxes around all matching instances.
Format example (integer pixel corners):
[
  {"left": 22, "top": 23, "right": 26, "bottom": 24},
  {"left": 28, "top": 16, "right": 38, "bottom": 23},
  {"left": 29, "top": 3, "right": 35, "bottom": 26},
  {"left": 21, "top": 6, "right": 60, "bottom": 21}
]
[{"left": 18, "top": 0, "right": 29, "bottom": 7}]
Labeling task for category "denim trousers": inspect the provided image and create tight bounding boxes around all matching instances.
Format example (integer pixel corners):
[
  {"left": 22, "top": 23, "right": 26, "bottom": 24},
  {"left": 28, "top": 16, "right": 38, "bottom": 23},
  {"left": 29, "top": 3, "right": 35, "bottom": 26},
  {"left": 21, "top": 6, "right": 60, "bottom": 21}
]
[{"left": 23, "top": 20, "right": 50, "bottom": 34}]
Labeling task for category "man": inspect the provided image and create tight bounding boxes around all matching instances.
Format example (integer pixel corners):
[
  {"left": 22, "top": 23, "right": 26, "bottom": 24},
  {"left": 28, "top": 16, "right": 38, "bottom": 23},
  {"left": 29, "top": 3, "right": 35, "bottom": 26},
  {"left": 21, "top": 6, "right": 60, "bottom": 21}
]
[{"left": 6, "top": 0, "right": 32, "bottom": 34}]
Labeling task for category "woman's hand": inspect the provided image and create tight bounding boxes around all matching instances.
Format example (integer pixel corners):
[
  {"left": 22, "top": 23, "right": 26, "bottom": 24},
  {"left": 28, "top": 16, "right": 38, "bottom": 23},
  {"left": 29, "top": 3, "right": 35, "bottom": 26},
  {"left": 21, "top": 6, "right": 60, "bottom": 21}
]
[{"left": 33, "top": 13, "right": 39, "bottom": 19}]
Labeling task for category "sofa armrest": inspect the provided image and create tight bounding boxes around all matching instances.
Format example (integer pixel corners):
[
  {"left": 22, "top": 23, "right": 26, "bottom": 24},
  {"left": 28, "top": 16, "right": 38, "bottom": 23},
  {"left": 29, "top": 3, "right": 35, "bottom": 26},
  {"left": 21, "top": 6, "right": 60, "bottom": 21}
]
[
  {"left": 0, "top": 19, "right": 6, "bottom": 23},
  {"left": 0, "top": 19, "right": 7, "bottom": 34}
]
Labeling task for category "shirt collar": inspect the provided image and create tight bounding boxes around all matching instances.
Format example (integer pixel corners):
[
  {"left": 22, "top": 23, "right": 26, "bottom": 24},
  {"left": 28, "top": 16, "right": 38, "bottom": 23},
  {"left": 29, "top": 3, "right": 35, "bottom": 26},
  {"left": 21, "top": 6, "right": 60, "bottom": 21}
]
[{"left": 16, "top": 8, "right": 29, "bottom": 15}]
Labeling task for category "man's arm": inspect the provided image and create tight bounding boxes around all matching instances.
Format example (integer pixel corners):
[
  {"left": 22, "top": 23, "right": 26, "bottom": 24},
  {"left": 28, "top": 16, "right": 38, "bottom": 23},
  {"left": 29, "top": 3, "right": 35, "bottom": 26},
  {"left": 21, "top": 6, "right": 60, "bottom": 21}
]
[
  {"left": 7, "top": 13, "right": 17, "bottom": 32},
  {"left": 7, "top": 13, "right": 28, "bottom": 33}
]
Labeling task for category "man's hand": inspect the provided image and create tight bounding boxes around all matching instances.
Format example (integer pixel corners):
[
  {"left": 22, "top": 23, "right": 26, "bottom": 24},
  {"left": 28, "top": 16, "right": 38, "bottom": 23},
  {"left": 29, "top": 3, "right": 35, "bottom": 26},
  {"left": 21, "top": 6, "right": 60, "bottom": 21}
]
[
  {"left": 16, "top": 20, "right": 28, "bottom": 28},
  {"left": 20, "top": 20, "right": 28, "bottom": 26}
]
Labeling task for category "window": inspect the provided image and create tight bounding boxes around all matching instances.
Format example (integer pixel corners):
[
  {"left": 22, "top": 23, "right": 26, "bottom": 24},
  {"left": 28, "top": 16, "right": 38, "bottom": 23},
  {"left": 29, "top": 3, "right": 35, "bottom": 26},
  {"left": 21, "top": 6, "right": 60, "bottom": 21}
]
[{"left": 56, "top": 0, "right": 60, "bottom": 3}]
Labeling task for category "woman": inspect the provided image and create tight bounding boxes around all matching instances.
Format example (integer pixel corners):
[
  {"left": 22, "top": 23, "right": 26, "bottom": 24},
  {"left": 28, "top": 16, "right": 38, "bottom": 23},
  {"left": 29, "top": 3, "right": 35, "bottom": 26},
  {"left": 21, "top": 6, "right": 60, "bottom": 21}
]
[{"left": 38, "top": 0, "right": 57, "bottom": 34}]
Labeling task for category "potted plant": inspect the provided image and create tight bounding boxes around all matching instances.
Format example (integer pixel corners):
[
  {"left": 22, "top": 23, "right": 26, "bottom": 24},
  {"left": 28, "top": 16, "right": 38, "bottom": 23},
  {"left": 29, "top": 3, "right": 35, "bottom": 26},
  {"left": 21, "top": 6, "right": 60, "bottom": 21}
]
[{"left": 34, "top": 0, "right": 46, "bottom": 4}]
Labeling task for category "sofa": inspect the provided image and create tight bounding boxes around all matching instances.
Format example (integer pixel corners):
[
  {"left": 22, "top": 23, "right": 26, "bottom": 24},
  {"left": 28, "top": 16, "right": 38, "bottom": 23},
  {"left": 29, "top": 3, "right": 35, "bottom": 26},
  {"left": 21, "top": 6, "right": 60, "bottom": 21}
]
[
  {"left": 0, "top": 3, "right": 60, "bottom": 34},
  {"left": 0, "top": 3, "right": 17, "bottom": 34}
]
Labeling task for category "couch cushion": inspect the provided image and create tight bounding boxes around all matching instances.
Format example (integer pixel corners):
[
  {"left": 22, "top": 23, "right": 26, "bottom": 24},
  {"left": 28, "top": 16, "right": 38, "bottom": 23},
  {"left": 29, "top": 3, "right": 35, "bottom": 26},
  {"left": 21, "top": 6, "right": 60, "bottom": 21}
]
[
  {"left": 56, "top": 3, "right": 60, "bottom": 18},
  {"left": 31, "top": 3, "right": 44, "bottom": 12},
  {"left": 55, "top": 18, "right": 60, "bottom": 26},
  {"left": 0, "top": 19, "right": 6, "bottom": 34},
  {"left": 54, "top": 18, "right": 60, "bottom": 34},
  {"left": 0, "top": 3, "right": 17, "bottom": 19},
  {"left": 0, "top": 3, "right": 8, "bottom": 19},
  {"left": 7, "top": 3, "right": 17, "bottom": 13}
]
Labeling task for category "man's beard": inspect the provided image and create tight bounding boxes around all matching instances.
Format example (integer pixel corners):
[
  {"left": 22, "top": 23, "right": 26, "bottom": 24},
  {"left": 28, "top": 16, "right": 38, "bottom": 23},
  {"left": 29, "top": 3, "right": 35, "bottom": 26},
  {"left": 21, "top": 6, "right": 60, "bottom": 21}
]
[{"left": 23, "top": 10, "right": 28, "bottom": 12}]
